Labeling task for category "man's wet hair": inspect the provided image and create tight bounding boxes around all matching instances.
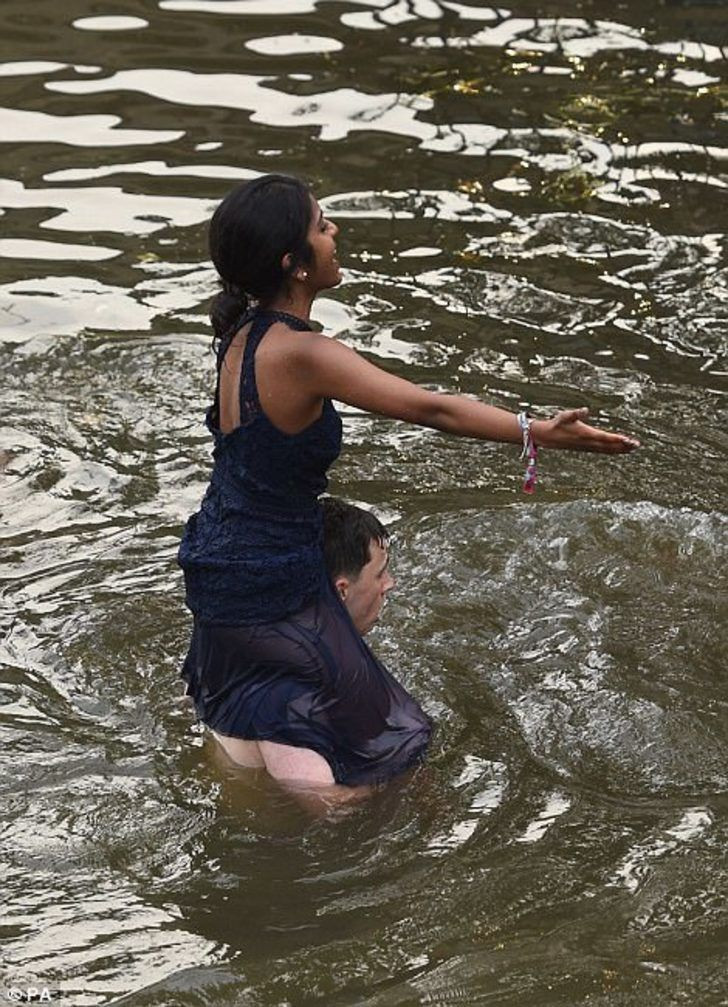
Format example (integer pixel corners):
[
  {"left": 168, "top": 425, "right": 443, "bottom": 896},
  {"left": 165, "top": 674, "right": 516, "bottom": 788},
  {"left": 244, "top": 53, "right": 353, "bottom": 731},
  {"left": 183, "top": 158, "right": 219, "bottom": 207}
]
[{"left": 321, "top": 497, "right": 389, "bottom": 580}]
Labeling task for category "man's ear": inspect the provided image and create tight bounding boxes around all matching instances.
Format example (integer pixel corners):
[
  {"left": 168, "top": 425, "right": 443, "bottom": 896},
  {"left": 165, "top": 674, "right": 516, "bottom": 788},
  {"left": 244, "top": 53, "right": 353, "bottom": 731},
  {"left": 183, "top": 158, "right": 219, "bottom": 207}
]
[
  {"left": 334, "top": 574, "right": 349, "bottom": 602},
  {"left": 281, "top": 251, "right": 293, "bottom": 273}
]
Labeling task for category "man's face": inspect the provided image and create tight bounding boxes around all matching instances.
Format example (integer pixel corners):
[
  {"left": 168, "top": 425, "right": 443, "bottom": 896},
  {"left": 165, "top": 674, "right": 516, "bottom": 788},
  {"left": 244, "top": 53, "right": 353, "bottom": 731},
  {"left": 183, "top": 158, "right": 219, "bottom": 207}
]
[{"left": 336, "top": 538, "right": 395, "bottom": 635}]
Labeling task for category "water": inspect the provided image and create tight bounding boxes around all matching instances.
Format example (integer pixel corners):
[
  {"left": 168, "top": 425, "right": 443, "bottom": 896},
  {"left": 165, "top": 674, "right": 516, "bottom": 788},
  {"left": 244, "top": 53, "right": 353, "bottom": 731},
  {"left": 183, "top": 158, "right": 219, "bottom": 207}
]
[{"left": 1, "top": 1, "right": 726, "bottom": 1004}]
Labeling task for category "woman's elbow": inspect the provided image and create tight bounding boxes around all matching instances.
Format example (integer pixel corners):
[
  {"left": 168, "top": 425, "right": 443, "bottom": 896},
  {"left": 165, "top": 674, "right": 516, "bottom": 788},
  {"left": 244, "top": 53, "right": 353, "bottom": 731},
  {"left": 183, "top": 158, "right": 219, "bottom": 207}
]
[{"left": 409, "top": 393, "right": 456, "bottom": 432}]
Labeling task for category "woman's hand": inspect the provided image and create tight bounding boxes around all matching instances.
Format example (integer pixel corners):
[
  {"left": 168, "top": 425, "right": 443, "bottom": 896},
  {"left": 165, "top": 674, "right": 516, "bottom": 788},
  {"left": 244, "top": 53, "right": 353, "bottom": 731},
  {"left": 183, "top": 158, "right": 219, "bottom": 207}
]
[{"left": 532, "top": 408, "right": 640, "bottom": 453}]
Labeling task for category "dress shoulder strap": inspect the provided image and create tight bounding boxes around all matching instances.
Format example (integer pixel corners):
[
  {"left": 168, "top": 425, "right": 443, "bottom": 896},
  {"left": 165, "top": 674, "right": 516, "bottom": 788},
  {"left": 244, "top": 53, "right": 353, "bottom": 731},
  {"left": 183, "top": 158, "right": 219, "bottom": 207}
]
[{"left": 239, "top": 308, "right": 312, "bottom": 416}]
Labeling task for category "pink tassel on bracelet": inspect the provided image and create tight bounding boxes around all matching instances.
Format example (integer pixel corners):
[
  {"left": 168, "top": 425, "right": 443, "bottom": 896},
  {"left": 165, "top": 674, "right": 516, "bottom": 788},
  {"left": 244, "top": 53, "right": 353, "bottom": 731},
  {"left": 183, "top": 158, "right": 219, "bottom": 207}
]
[{"left": 517, "top": 411, "right": 538, "bottom": 494}]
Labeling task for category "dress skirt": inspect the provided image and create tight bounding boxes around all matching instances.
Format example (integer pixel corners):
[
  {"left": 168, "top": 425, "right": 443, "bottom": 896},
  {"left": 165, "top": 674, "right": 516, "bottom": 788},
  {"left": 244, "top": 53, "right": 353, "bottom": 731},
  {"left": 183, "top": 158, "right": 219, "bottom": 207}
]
[{"left": 181, "top": 572, "right": 432, "bottom": 787}]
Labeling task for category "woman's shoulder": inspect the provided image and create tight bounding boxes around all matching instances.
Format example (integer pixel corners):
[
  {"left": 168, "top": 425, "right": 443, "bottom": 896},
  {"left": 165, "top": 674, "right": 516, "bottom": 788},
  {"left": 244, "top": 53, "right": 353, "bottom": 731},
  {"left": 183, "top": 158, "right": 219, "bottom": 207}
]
[{"left": 258, "top": 321, "right": 328, "bottom": 365}]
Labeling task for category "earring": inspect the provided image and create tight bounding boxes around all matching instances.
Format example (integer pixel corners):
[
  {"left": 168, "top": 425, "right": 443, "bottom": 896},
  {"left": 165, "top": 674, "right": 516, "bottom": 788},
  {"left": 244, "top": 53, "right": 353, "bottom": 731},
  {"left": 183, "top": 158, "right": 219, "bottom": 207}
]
[{"left": 300, "top": 271, "right": 309, "bottom": 280}]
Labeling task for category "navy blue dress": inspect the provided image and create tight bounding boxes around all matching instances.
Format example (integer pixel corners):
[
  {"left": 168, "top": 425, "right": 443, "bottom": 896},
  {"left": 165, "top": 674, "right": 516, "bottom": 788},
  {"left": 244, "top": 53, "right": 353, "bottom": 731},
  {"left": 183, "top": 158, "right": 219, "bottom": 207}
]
[{"left": 178, "top": 308, "right": 432, "bottom": 786}]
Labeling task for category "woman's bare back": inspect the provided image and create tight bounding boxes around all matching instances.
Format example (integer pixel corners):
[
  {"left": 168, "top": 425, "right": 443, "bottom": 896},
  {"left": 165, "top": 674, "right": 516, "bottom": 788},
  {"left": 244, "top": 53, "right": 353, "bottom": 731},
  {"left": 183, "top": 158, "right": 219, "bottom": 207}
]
[{"left": 218, "top": 320, "right": 323, "bottom": 437}]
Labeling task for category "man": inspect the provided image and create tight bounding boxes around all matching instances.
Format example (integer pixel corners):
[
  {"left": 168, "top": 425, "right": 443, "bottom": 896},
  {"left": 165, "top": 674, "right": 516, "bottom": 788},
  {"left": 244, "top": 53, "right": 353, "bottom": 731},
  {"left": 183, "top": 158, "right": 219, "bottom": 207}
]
[
  {"left": 208, "top": 497, "right": 398, "bottom": 798},
  {"left": 321, "top": 496, "right": 395, "bottom": 636}
]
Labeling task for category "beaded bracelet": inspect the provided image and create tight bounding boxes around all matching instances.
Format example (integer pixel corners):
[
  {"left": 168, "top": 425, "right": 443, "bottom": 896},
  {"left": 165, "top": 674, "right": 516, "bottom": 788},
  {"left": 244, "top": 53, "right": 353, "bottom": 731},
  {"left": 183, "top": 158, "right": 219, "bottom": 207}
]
[{"left": 517, "top": 411, "right": 538, "bottom": 494}]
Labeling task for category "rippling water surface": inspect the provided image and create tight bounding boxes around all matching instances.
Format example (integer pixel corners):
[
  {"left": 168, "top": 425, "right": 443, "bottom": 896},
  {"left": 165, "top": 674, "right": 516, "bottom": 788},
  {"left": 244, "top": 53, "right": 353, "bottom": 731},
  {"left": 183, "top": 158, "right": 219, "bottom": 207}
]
[{"left": 1, "top": 1, "right": 726, "bottom": 1004}]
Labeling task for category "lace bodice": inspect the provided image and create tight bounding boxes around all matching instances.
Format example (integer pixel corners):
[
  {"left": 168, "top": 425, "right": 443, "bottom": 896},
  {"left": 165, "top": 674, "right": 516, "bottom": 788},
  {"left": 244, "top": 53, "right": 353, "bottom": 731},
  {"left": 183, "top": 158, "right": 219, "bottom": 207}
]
[{"left": 178, "top": 308, "right": 343, "bottom": 625}]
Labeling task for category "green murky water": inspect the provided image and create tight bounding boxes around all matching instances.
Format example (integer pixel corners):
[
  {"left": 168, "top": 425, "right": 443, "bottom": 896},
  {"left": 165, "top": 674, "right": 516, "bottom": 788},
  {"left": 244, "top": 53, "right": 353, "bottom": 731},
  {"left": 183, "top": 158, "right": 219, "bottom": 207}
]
[{"left": 1, "top": 1, "right": 726, "bottom": 1004}]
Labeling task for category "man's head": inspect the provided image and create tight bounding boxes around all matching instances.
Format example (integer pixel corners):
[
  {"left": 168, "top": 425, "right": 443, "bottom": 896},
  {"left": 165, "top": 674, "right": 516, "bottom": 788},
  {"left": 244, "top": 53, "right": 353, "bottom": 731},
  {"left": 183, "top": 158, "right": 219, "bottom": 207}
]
[{"left": 321, "top": 497, "right": 395, "bottom": 635}]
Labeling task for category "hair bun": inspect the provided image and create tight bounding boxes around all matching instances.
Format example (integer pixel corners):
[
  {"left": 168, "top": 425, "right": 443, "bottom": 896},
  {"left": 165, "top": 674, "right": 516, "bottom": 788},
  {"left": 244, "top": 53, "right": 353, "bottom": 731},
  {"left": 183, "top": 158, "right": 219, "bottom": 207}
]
[
  {"left": 210, "top": 286, "right": 250, "bottom": 346},
  {"left": 223, "top": 281, "right": 248, "bottom": 304}
]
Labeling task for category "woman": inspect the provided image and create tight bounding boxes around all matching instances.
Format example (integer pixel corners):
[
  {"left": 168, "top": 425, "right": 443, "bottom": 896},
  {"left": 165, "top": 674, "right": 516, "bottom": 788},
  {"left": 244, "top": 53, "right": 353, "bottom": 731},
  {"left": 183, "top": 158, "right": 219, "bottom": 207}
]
[{"left": 179, "top": 174, "right": 638, "bottom": 797}]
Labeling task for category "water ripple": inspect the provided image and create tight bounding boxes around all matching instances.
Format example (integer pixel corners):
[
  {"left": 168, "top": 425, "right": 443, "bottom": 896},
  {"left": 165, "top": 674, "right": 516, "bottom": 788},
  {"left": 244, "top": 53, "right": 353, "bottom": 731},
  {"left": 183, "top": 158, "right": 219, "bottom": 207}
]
[
  {"left": 0, "top": 106, "right": 182, "bottom": 147},
  {"left": 1, "top": 0, "right": 726, "bottom": 1001}
]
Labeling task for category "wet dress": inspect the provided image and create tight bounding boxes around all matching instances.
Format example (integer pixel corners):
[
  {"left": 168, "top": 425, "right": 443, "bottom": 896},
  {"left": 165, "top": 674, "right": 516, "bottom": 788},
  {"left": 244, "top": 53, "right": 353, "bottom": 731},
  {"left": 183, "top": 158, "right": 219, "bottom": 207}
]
[{"left": 178, "top": 308, "right": 432, "bottom": 786}]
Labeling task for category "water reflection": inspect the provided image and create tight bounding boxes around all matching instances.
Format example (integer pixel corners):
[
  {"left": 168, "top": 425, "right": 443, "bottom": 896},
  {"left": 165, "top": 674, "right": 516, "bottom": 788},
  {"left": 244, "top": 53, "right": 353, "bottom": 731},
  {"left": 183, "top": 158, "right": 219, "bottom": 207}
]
[
  {"left": 1, "top": 0, "right": 727, "bottom": 1002},
  {"left": 0, "top": 238, "right": 119, "bottom": 260},
  {"left": 0, "top": 105, "right": 183, "bottom": 147},
  {"left": 0, "top": 177, "right": 212, "bottom": 233},
  {"left": 72, "top": 16, "right": 150, "bottom": 32}
]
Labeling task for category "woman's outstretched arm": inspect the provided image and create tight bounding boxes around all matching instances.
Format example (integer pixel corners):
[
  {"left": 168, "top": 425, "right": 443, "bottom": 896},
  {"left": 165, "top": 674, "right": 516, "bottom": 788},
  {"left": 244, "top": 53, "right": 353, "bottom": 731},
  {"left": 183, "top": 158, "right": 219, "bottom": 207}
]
[{"left": 295, "top": 331, "right": 639, "bottom": 453}]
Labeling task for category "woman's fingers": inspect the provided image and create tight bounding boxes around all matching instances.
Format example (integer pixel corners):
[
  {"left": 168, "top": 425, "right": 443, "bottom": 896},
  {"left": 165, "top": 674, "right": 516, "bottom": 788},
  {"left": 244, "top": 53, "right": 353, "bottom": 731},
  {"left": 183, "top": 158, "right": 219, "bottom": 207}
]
[{"left": 575, "top": 422, "right": 640, "bottom": 453}]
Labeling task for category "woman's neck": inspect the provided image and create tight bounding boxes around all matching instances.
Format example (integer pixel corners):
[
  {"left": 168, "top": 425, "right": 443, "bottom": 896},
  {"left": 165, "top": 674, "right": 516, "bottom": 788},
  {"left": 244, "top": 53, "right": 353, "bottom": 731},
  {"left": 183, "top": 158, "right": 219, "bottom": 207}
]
[{"left": 262, "top": 290, "right": 314, "bottom": 322}]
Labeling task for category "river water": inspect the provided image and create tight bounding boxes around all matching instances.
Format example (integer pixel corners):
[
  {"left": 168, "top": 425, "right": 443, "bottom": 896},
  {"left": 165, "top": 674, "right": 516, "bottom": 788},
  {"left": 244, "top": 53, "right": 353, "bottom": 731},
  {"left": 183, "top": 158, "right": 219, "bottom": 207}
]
[{"left": 1, "top": 1, "right": 726, "bottom": 1004}]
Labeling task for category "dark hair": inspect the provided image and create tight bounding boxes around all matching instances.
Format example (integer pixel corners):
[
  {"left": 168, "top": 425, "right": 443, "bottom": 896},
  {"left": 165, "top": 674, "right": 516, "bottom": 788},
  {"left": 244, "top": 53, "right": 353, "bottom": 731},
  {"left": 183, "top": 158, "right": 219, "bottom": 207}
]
[
  {"left": 208, "top": 174, "right": 314, "bottom": 345},
  {"left": 321, "top": 497, "right": 390, "bottom": 581}
]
